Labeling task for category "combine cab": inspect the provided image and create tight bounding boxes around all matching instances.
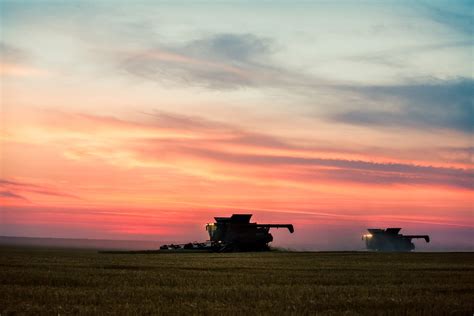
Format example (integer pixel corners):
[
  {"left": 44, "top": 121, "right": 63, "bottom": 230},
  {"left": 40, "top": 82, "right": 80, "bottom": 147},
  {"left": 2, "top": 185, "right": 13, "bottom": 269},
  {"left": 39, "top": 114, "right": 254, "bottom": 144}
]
[
  {"left": 362, "top": 228, "right": 430, "bottom": 252},
  {"left": 206, "top": 214, "right": 294, "bottom": 251}
]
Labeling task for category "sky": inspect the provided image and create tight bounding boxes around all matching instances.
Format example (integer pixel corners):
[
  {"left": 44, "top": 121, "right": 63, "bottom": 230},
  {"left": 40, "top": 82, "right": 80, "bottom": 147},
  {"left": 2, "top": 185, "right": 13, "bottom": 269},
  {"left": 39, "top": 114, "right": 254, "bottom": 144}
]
[{"left": 0, "top": 0, "right": 473, "bottom": 250}]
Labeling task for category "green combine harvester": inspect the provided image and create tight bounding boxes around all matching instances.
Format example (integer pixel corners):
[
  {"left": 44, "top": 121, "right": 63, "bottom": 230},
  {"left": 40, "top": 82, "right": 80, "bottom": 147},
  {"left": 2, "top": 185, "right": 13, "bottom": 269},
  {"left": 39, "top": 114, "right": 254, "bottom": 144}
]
[
  {"left": 160, "top": 214, "right": 294, "bottom": 252},
  {"left": 362, "top": 228, "right": 430, "bottom": 252}
]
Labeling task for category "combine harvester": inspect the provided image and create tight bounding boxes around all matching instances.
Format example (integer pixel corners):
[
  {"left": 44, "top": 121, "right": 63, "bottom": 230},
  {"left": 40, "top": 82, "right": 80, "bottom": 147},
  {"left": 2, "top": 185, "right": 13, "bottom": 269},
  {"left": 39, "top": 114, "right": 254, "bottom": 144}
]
[
  {"left": 362, "top": 228, "right": 430, "bottom": 252},
  {"left": 160, "top": 214, "right": 294, "bottom": 252}
]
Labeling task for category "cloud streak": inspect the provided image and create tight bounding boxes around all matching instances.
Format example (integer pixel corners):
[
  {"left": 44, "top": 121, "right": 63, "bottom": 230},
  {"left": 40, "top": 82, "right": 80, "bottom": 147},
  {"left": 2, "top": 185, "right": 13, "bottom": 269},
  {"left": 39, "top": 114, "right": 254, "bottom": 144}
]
[
  {"left": 137, "top": 141, "right": 473, "bottom": 190},
  {"left": 33, "top": 110, "right": 471, "bottom": 190},
  {"left": 333, "top": 78, "right": 474, "bottom": 133},
  {"left": 121, "top": 33, "right": 279, "bottom": 89},
  {"left": 416, "top": 0, "right": 474, "bottom": 35},
  {"left": 0, "top": 42, "right": 46, "bottom": 77},
  {"left": 119, "top": 32, "right": 473, "bottom": 134},
  {"left": 0, "top": 190, "right": 29, "bottom": 201},
  {"left": 0, "top": 178, "right": 80, "bottom": 200}
]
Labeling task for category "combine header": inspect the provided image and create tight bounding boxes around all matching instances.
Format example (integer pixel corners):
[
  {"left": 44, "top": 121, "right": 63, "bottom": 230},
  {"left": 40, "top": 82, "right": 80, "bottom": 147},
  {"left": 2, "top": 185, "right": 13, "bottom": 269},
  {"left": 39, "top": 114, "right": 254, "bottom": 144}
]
[
  {"left": 362, "top": 228, "right": 430, "bottom": 252},
  {"left": 160, "top": 214, "right": 294, "bottom": 252}
]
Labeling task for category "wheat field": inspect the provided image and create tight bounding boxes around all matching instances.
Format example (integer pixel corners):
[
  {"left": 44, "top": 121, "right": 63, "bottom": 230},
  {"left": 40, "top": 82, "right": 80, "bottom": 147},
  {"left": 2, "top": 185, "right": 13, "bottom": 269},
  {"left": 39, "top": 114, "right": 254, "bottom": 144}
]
[{"left": 1, "top": 246, "right": 473, "bottom": 315}]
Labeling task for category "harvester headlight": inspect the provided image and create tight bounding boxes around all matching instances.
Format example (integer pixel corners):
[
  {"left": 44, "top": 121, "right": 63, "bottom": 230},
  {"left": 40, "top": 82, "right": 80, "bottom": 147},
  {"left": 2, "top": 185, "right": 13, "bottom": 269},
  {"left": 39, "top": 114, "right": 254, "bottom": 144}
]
[
  {"left": 206, "top": 223, "right": 214, "bottom": 230},
  {"left": 363, "top": 234, "right": 372, "bottom": 239}
]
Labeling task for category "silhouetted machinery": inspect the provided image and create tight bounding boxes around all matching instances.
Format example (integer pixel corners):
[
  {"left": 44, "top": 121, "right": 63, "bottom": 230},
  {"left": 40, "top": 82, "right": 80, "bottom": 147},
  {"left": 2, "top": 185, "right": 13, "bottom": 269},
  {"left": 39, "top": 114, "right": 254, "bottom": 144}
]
[
  {"left": 160, "top": 214, "right": 294, "bottom": 252},
  {"left": 362, "top": 228, "right": 430, "bottom": 252},
  {"left": 206, "top": 214, "right": 294, "bottom": 251}
]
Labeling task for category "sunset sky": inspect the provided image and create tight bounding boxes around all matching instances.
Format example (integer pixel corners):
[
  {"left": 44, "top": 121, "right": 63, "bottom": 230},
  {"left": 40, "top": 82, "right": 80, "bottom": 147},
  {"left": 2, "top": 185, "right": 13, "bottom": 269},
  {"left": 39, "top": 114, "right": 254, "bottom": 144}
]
[{"left": 1, "top": 1, "right": 472, "bottom": 250}]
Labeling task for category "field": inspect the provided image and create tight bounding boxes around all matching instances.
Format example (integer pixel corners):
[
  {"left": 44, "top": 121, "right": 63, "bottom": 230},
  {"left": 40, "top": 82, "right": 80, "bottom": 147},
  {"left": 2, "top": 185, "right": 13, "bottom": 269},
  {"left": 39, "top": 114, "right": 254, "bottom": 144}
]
[{"left": 0, "top": 246, "right": 473, "bottom": 315}]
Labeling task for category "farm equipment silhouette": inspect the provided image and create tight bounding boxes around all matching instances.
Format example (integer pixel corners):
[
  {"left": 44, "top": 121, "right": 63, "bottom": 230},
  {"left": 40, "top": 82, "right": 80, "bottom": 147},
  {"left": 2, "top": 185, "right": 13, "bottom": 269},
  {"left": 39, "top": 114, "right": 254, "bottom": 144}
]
[
  {"left": 160, "top": 214, "right": 294, "bottom": 252},
  {"left": 362, "top": 228, "right": 430, "bottom": 252}
]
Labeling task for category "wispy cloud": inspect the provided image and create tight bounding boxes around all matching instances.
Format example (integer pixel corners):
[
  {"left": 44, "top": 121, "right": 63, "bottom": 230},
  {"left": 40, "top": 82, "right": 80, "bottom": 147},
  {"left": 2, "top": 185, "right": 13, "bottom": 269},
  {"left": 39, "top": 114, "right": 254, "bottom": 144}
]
[
  {"left": 138, "top": 142, "right": 473, "bottom": 190},
  {"left": 332, "top": 78, "right": 474, "bottom": 133},
  {"left": 416, "top": 0, "right": 473, "bottom": 35},
  {"left": 184, "top": 33, "right": 271, "bottom": 62},
  {"left": 437, "top": 146, "right": 474, "bottom": 164},
  {"left": 0, "top": 42, "right": 48, "bottom": 77},
  {"left": 27, "top": 110, "right": 471, "bottom": 190},
  {"left": 0, "top": 42, "right": 27, "bottom": 62},
  {"left": 135, "top": 113, "right": 473, "bottom": 189},
  {"left": 119, "top": 32, "right": 473, "bottom": 135},
  {"left": 121, "top": 33, "right": 279, "bottom": 89},
  {"left": 0, "top": 178, "right": 80, "bottom": 200},
  {"left": 347, "top": 40, "right": 473, "bottom": 69},
  {"left": 0, "top": 190, "right": 29, "bottom": 201}
]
